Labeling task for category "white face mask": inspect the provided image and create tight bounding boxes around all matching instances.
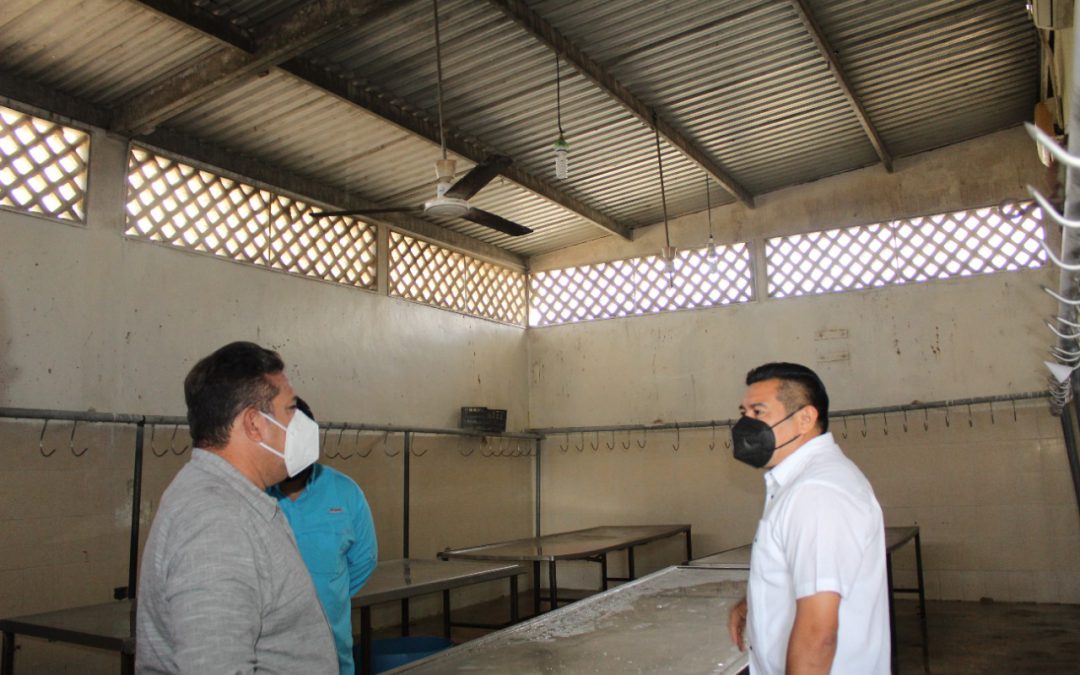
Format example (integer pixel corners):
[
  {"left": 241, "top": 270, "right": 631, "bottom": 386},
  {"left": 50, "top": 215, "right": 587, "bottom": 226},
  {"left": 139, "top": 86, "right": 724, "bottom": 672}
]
[{"left": 258, "top": 409, "right": 320, "bottom": 477}]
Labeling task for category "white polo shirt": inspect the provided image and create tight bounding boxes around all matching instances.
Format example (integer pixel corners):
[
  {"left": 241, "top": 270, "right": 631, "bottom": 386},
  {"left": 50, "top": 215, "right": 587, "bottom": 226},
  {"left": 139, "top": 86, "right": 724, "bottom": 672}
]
[{"left": 746, "top": 432, "right": 890, "bottom": 675}]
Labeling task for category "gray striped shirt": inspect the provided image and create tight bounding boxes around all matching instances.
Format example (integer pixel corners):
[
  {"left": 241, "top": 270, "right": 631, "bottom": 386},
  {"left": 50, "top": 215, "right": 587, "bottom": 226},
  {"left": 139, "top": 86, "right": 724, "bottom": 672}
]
[{"left": 136, "top": 449, "right": 337, "bottom": 674}]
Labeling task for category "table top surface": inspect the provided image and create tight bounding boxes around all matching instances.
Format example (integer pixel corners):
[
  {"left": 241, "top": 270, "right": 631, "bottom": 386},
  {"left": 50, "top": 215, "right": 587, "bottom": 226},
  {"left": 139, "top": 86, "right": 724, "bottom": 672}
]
[
  {"left": 0, "top": 559, "right": 527, "bottom": 648},
  {"left": 686, "top": 525, "right": 920, "bottom": 570},
  {"left": 353, "top": 558, "right": 525, "bottom": 607},
  {"left": 438, "top": 524, "right": 692, "bottom": 562},
  {"left": 388, "top": 565, "right": 749, "bottom": 674}
]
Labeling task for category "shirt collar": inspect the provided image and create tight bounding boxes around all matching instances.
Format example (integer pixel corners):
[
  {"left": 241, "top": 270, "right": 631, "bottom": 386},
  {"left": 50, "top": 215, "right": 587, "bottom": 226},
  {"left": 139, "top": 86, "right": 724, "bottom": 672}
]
[
  {"left": 764, "top": 431, "right": 839, "bottom": 490},
  {"left": 191, "top": 448, "right": 281, "bottom": 522}
]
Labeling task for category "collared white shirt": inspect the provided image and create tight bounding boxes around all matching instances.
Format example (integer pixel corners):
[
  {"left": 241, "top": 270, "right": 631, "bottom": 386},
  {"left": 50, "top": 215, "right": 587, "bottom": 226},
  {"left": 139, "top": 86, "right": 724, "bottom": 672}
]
[{"left": 746, "top": 432, "right": 890, "bottom": 675}]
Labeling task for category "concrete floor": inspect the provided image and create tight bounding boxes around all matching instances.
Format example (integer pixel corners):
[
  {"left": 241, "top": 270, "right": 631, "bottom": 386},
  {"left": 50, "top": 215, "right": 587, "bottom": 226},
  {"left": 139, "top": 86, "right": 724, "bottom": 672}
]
[{"left": 379, "top": 595, "right": 1080, "bottom": 674}]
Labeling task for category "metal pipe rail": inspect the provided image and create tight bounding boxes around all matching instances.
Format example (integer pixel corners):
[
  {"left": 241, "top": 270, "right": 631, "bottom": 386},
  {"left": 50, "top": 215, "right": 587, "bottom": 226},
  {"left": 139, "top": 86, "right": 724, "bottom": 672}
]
[{"left": 530, "top": 391, "right": 1049, "bottom": 436}]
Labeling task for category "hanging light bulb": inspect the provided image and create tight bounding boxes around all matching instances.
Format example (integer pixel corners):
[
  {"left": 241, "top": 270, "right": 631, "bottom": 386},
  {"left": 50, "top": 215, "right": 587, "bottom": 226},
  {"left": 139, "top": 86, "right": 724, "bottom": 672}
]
[
  {"left": 553, "top": 55, "right": 569, "bottom": 180},
  {"left": 554, "top": 134, "right": 569, "bottom": 180},
  {"left": 662, "top": 245, "right": 678, "bottom": 285}
]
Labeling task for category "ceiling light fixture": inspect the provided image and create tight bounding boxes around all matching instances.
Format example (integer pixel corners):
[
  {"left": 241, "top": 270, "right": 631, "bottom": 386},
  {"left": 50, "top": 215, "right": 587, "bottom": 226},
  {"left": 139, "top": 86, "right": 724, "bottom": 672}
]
[{"left": 553, "top": 55, "right": 569, "bottom": 180}]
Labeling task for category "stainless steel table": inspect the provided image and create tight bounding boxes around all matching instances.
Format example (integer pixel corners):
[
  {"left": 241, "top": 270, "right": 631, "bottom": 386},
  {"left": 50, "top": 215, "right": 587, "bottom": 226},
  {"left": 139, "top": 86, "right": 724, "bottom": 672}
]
[
  {"left": 686, "top": 525, "right": 929, "bottom": 674},
  {"left": 353, "top": 559, "right": 525, "bottom": 675},
  {"left": 0, "top": 600, "right": 135, "bottom": 675},
  {"left": 0, "top": 559, "right": 525, "bottom": 675},
  {"left": 439, "top": 524, "right": 693, "bottom": 614},
  {"left": 387, "top": 565, "right": 749, "bottom": 674}
]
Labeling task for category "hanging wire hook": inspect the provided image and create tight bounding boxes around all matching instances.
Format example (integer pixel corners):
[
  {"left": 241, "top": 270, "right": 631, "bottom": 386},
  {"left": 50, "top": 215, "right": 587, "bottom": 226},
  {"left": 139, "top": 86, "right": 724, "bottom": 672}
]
[
  {"left": 589, "top": 431, "right": 600, "bottom": 452},
  {"left": 882, "top": 412, "right": 888, "bottom": 436},
  {"left": 902, "top": 409, "right": 909, "bottom": 433},
  {"left": 559, "top": 433, "right": 569, "bottom": 453},
  {"left": 841, "top": 416, "right": 849, "bottom": 440},
  {"left": 621, "top": 430, "right": 631, "bottom": 450},
  {"left": 671, "top": 424, "right": 681, "bottom": 452},
  {"left": 944, "top": 406, "right": 951, "bottom": 428},
  {"left": 605, "top": 431, "right": 616, "bottom": 450},
  {"left": 332, "top": 427, "right": 353, "bottom": 460},
  {"left": 69, "top": 421, "right": 89, "bottom": 457},
  {"left": 355, "top": 430, "right": 376, "bottom": 459},
  {"left": 574, "top": 432, "right": 585, "bottom": 452},
  {"left": 383, "top": 432, "right": 400, "bottom": 457},
  {"left": 480, "top": 437, "right": 496, "bottom": 458},
  {"left": 708, "top": 423, "right": 717, "bottom": 451},
  {"left": 924, "top": 408, "right": 930, "bottom": 431},
  {"left": 38, "top": 419, "right": 56, "bottom": 457},
  {"left": 459, "top": 436, "right": 476, "bottom": 458},
  {"left": 636, "top": 427, "right": 648, "bottom": 449},
  {"left": 989, "top": 401, "right": 995, "bottom": 425},
  {"left": 170, "top": 424, "right": 189, "bottom": 456},
  {"left": 1011, "top": 399, "right": 1018, "bottom": 422},
  {"left": 861, "top": 415, "right": 868, "bottom": 438},
  {"left": 149, "top": 424, "right": 167, "bottom": 458},
  {"left": 723, "top": 424, "right": 731, "bottom": 449},
  {"left": 411, "top": 442, "right": 430, "bottom": 458},
  {"left": 967, "top": 404, "right": 974, "bottom": 428}
]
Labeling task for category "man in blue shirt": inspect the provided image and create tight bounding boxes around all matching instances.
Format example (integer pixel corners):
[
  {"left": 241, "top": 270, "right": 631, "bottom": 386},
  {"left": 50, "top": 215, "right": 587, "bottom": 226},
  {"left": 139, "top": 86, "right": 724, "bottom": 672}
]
[{"left": 269, "top": 398, "right": 378, "bottom": 675}]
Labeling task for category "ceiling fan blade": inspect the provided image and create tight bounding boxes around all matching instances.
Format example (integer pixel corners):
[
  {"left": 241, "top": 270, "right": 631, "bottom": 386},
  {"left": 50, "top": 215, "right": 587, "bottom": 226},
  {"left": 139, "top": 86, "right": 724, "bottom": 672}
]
[
  {"left": 444, "top": 156, "right": 512, "bottom": 200},
  {"left": 310, "top": 207, "right": 420, "bottom": 219},
  {"left": 462, "top": 208, "right": 533, "bottom": 237}
]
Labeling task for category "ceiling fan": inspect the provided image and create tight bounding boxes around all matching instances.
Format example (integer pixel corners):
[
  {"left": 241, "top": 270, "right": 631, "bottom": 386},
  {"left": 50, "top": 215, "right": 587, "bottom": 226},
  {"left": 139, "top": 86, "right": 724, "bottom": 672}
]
[{"left": 310, "top": 1, "right": 532, "bottom": 237}]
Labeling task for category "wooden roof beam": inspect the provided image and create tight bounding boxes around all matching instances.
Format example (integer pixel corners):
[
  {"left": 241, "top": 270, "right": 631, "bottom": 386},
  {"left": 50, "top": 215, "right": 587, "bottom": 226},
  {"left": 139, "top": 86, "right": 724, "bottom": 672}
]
[
  {"left": 486, "top": 0, "right": 755, "bottom": 207},
  {"left": 788, "top": 0, "right": 893, "bottom": 172}
]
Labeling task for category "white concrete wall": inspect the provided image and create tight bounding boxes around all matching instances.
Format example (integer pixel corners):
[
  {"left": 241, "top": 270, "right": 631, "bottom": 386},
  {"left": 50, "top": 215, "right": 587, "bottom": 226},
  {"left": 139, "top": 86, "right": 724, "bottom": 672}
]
[
  {"left": 528, "top": 127, "right": 1080, "bottom": 603},
  {"left": 0, "top": 129, "right": 532, "bottom": 672}
]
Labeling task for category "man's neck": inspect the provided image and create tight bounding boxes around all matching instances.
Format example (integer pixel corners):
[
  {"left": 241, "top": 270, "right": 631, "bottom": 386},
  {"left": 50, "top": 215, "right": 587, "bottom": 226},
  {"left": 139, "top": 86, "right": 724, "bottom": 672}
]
[
  {"left": 213, "top": 445, "right": 280, "bottom": 490},
  {"left": 768, "top": 429, "right": 822, "bottom": 469}
]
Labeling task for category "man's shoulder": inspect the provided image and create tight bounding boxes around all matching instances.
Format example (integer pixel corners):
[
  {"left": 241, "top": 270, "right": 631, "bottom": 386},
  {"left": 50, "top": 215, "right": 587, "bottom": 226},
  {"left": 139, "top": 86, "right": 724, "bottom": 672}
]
[{"left": 316, "top": 464, "right": 364, "bottom": 494}]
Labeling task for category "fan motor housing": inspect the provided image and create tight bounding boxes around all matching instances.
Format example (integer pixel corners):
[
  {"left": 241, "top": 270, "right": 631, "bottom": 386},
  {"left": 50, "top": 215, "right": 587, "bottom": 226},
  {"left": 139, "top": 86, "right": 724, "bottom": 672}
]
[{"left": 424, "top": 195, "right": 469, "bottom": 218}]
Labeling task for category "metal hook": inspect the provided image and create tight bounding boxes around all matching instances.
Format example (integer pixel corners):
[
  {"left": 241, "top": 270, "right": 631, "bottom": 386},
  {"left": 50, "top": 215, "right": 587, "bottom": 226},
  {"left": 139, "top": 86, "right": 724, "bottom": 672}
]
[
  {"left": 902, "top": 409, "right": 909, "bottom": 433},
  {"left": 1011, "top": 399, "right": 1018, "bottom": 422},
  {"left": 967, "top": 404, "right": 974, "bottom": 428},
  {"left": 861, "top": 415, "right": 868, "bottom": 438},
  {"left": 621, "top": 430, "right": 631, "bottom": 450},
  {"left": 989, "top": 401, "right": 995, "bottom": 425},
  {"left": 605, "top": 431, "right": 616, "bottom": 450},
  {"left": 636, "top": 427, "right": 647, "bottom": 449},
  {"left": 559, "top": 433, "right": 569, "bottom": 453},
  {"left": 170, "top": 425, "right": 189, "bottom": 456},
  {"left": 69, "top": 421, "right": 89, "bottom": 457},
  {"left": 842, "top": 416, "right": 849, "bottom": 440},
  {"left": 480, "top": 437, "right": 496, "bottom": 458},
  {"left": 944, "top": 406, "right": 951, "bottom": 428},
  {"left": 708, "top": 423, "right": 717, "bottom": 451},
  {"left": 332, "top": 427, "right": 353, "bottom": 460},
  {"left": 574, "top": 432, "right": 585, "bottom": 452},
  {"left": 383, "top": 432, "right": 399, "bottom": 457},
  {"left": 149, "top": 425, "right": 167, "bottom": 458},
  {"left": 924, "top": 408, "right": 930, "bottom": 431},
  {"left": 355, "top": 430, "right": 375, "bottom": 459},
  {"left": 882, "top": 412, "right": 888, "bottom": 436},
  {"left": 39, "top": 419, "right": 56, "bottom": 457},
  {"left": 671, "top": 424, "right": 680, "bottom": 452},
  {"left": 459, "top": 436, "right": 476, "bottom": 457},
  {"left": 723, "top": 424, "right": 731, "bottom": 449},
  {"left": 589, "top": 431, "right": 600, "bottom": 452},
  {"left": 411, "top": 444, "right": 429, "bottom": 458}
]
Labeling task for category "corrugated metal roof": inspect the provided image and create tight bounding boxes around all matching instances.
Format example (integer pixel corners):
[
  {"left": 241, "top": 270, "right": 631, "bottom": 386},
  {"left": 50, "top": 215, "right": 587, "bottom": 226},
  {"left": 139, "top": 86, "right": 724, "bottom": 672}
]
[{"left": 0, "top": 0, "right": 1039, "bottom": 259}]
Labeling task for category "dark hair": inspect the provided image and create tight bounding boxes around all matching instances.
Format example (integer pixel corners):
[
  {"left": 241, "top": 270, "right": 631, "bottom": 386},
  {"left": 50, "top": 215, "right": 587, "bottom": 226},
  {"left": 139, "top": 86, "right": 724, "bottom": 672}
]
[
  {"left": 745, "top": 362, "right": 829, "bottom": 433},
  {"left": 294, "top": 396, "right": 314, "bottom": 422},
  {"left": 185, "top": 342, "right": 284, "bottom": 449}
]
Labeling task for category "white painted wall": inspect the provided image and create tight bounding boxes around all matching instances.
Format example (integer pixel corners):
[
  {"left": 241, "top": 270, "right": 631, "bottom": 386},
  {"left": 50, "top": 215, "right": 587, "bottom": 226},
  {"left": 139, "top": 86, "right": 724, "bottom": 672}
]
[
  {"left": 528, "top": 127, "right": 1080, "bottom": 602},
  {"left": 0, "top": 129, "right": 532, "bottom": 673}
]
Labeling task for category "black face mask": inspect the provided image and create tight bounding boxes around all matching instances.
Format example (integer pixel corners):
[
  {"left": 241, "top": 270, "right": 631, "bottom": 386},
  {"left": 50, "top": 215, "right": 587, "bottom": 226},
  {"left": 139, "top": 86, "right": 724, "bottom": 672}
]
[{"left": 730, "top": 407, "right": 804, "bottom": 468}]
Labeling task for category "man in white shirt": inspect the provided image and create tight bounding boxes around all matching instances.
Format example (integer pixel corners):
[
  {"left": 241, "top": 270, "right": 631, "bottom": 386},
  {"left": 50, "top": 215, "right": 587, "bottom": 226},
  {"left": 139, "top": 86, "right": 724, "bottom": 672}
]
[{"left": 727, "top": 362, "right": 890, "bottom": 675}]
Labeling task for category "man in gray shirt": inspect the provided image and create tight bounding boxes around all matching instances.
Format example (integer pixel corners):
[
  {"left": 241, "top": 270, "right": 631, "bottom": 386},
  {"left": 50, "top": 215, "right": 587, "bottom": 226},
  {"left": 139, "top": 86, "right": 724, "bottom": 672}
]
[{"left": 136, "top": 341, "right": 337, "bottom": 674}]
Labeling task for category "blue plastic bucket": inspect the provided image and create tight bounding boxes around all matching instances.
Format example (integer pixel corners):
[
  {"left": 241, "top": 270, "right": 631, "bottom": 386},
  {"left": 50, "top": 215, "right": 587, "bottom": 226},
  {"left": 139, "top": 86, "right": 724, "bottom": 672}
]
[{"left": 358, "top": 636, "right": 455, "bottom": 673}]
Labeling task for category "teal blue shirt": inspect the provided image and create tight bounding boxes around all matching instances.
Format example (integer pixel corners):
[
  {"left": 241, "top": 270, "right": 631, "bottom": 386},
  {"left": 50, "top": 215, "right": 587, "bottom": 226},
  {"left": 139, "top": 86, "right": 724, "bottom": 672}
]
[{"left": 269, "top": 464, "right": 377, "bottom": 675}]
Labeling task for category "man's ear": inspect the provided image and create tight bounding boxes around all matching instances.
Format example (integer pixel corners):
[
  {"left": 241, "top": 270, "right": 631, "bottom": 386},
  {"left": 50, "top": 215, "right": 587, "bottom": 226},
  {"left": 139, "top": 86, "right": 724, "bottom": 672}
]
[
  {"left": 798, "top": 405, "right": 819, "bottom": 433},
  {"left": 241, "top": 407, "right": 266, "bottom": 443}
]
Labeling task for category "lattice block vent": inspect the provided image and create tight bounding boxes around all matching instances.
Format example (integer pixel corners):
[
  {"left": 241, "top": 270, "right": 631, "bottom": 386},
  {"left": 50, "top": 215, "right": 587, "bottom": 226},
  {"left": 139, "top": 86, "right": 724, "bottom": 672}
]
[
  {"left": 0, "top": 105, "right": 90, "bottom": 222},
  {"left": 893, "top": 204, "right": 1047, "bottom": 283},
  {"left": 389, "top": 230, "right": 526, "bottom": 326},
  {"left": 125, "top": 146, "right": 376, "bottom": 289},
  {"left": 767, "top": 224, "right": 897, "bottom": 299},
  {"left": 529, "top": 242, "right": 753, "bottom": 326}
]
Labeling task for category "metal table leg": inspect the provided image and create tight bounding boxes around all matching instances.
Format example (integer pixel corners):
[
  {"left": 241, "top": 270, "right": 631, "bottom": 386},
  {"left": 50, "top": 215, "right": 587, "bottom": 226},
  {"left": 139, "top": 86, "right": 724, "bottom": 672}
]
[
  {"left": 887, "top": 551, "right": 898, "bottom": 675},
  {"left": 548, "top": 561, "right": 559, "bottom": 610},
  {"left": 510, "top": 575, "right": 520, "bottom": 622},
  {"left": 628, "top": 547, "right": 636, "bottom": 579},
  {"left": 601, "top": 554, "right": 609, "bottom": 591},
  {"left": 3, "top": 630, "right": 14, "bottom": 675},
  {"left": 401, "top": 599, "right": 410, "bottom": 637},
  {"left": 359, "top": 607, "right": 373, "bottom": 675},
  {"left": 442, "top": 590, "right": 452, "bottom": 640},
  {"left": 533, "top": 561, "right": 541, "bottom": 615},
  {"left": 685, "top": 529, "right": 693, "bottom": 563},
  {"left": 915, "top": 531, "right": 929, "bottom": 673},
  {"left": 121, "top": 652, "right": 133, "bottom": 675}
]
